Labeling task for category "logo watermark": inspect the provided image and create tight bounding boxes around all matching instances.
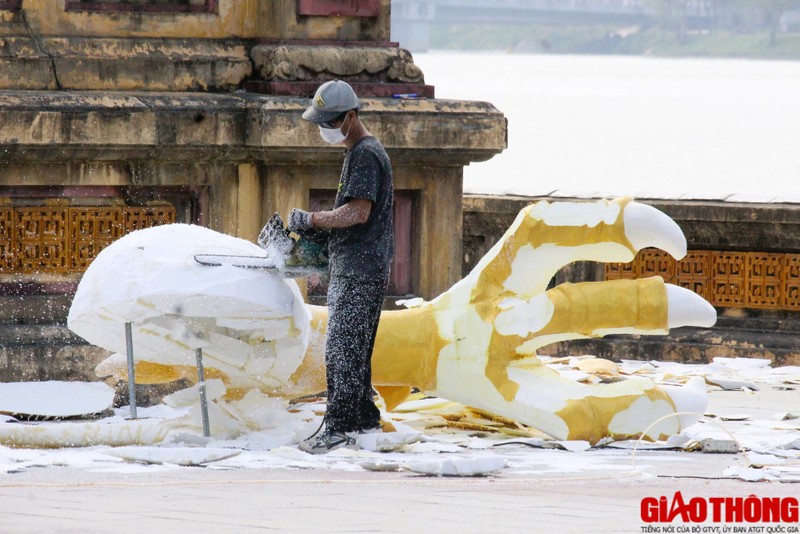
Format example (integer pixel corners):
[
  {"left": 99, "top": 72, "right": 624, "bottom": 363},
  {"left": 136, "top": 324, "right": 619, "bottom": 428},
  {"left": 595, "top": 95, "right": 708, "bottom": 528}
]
[{"left": 639, "top": 492, "right": 799, "bottom": 533}]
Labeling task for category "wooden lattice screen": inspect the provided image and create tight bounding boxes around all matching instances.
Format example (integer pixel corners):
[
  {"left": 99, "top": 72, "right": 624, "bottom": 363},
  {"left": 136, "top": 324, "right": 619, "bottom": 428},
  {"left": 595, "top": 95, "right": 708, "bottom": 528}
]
[
  {"left": 0, "top": 205, "right": 174, "bottom": 275},
  {"left": 606, "top": 249, "right": 800, "bottom": 311}
]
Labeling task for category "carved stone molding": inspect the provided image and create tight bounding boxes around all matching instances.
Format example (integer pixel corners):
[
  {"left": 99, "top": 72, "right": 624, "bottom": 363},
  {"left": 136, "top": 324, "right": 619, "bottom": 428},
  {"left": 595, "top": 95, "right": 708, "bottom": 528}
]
[
  {"left": 251, "top": 44, "right": 425, "bottom": 84},
  {"left": 0, "top": 91, "right": 503, "bottom": 163},
  {"left": 0, "top": 37, "right": 252, "bottom": 92}
]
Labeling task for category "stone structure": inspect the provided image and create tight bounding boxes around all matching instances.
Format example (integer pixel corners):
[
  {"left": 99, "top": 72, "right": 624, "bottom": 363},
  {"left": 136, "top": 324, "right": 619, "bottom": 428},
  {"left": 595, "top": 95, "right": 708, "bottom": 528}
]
[
  {"left": 464, "top": 195, "right": 800, "bottom": 366},
  {"left": 0, "top": 1, "right": 506, "bottom": 383}
]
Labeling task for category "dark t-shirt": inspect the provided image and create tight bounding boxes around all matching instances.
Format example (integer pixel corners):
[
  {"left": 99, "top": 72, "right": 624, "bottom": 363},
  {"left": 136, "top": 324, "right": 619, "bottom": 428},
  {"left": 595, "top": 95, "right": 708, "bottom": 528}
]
[{"left": 328, "top": 136, "right": 394, "bottom": 278}]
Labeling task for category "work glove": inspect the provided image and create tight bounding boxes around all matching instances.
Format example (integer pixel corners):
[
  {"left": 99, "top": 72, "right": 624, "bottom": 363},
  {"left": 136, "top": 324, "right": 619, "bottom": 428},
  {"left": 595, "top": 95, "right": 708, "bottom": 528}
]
[{"left": 288, "top": 208, "right": 314, "bottom": 233}]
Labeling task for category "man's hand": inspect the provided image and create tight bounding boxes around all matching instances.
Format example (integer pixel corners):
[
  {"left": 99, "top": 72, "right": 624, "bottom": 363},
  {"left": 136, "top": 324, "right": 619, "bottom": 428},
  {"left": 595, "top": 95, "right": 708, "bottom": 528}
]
[{"left": 288, "top": 208, "right": 314, "bottom": 233}]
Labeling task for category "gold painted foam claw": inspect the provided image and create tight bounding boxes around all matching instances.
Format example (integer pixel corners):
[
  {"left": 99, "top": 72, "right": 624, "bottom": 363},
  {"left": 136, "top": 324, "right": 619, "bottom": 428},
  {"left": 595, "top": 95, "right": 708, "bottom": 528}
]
[{"left": 294, "top": 198, "right": 716, "bottom": 443}]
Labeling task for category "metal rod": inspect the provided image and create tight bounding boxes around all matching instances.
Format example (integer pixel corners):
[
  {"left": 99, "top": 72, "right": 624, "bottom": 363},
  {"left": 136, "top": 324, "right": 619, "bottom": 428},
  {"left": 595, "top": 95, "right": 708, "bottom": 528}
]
[
  {"left": 124, "top": 322, "right": 137, "bottom": 419},
  {"left": 195, "top": 347, "right": 211, "bottom": 438}
]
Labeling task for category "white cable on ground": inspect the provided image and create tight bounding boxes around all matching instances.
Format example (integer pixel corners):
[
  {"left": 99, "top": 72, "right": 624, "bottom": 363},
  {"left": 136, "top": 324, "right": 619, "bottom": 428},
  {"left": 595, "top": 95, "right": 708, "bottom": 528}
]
[{"left": 630, "top": 411, "right": 743, "bottom": 471}]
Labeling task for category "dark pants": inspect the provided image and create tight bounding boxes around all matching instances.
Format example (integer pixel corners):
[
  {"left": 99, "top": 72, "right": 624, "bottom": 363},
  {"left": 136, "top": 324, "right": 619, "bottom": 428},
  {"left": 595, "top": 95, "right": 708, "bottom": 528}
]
[{"left": 324, "top": 274, "right": 387, "bottom": 433}]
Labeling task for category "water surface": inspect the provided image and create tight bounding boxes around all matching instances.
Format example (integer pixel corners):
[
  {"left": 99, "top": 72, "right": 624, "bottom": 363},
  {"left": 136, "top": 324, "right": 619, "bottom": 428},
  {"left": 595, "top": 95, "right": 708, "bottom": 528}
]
[{"left": 415, "top": 53, "right": 800, "bottom": 203}]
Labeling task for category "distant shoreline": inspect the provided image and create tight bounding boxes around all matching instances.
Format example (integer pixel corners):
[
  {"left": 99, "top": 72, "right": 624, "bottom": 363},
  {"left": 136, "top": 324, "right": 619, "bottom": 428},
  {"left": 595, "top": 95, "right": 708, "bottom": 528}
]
[{"left": 423, "top": 27, "right": 800, "bottom": 62}]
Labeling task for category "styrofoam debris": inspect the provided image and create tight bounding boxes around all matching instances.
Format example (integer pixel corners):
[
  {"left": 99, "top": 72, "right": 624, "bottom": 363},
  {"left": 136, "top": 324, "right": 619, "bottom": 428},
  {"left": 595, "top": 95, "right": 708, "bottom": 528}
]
[
  {"left": 356, "top": 431, "right": 421, "bottom": 453},
  {"left": 104, "top": 446, "right": 241, "bottom": 466},
  {"left": 405, "top": 455, "right": 506, "bottom": 477}
]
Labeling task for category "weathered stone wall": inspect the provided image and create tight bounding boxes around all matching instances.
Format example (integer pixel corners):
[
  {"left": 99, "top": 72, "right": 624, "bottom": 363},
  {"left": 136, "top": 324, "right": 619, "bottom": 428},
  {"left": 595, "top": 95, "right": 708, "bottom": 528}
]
[
  {"left": 0, "top": 1, "right": 397, "bottom": 92},
  {"left": 1, "top": 1, "right": 391, "bottom": 40},
  {"left": 0, "top": 94, "right": 505, "bottom": 386}
]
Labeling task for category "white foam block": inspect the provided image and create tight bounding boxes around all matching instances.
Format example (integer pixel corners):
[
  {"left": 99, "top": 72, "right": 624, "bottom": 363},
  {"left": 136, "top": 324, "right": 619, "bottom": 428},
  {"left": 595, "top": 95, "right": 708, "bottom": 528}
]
[
  {"left": 0, "top": 381, "right": 114, "bottom": 418},
  {"left": 103, "top": 446, "right": 241, "bottom": 466}
]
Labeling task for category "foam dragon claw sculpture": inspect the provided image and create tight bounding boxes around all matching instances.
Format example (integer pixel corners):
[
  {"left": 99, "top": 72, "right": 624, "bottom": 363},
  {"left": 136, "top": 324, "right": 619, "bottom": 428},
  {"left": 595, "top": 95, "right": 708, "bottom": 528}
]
[{"left": 63, "top": 197, "right": 715, "bottom": 445}]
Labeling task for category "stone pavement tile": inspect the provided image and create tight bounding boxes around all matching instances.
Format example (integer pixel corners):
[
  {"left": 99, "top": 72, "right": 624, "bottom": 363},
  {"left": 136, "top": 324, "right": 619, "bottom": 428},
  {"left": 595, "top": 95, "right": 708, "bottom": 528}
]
[{"left": 1, "top": 469, "right": 798, "bottom": 533}]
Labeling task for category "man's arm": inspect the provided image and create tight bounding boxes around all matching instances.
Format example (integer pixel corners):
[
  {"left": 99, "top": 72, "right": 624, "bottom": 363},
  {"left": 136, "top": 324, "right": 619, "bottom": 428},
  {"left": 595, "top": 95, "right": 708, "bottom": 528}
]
[
  {"left": 290, "top": 198, "right": 372, "bottom": 233},
  {"left": 312, "top": 198, "right": 371, "bottom": 229}
]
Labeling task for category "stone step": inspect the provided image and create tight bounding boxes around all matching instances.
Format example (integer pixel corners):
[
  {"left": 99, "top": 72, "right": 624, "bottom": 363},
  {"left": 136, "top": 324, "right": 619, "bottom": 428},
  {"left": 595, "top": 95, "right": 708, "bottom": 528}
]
[
  {"left": 715, "top": 314, "right": 800, "bottom": 334},
  {"left": 0, "top": 324, "right": 194, "bottom": 406},
  {"left": 0, "top": 295, "right": 72, "bottom": 324},
  {"left": 546, "top": 325, "right": 800, "bottom": 367},
  {"left": 0, "top": 343, "right": 107, "bottom": 383},
  {"left": 0, "top": 323, "right": 84, "bottom": 347}
]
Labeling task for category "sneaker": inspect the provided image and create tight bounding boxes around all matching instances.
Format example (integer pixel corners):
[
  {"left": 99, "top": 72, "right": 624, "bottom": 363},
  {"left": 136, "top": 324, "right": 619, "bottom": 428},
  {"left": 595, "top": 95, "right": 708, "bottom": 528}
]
[{"left": 298, "top": 428, "right": 356, "bottom": 455}]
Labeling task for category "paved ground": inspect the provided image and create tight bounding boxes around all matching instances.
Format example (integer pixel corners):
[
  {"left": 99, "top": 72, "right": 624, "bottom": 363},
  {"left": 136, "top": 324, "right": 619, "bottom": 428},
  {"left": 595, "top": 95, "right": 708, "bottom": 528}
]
[
  {"left": 2, "top": 466, "right": 796, "bottom": 533},
  {"left": 0, "top": 386, "right": 797, "bottom": 533}
]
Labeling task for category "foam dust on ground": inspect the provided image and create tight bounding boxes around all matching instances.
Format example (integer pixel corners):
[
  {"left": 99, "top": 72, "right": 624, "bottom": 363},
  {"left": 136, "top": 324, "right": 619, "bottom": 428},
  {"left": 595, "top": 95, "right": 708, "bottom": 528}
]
[{"left": 0, "top": 356, "right": 797, "bottom": 481}]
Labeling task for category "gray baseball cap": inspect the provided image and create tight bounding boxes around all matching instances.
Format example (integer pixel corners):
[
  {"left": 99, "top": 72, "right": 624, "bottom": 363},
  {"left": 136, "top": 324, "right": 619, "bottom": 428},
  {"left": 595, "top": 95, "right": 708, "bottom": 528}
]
[{"left": 301, "top": 80, "right": 360, "bottom": 124}]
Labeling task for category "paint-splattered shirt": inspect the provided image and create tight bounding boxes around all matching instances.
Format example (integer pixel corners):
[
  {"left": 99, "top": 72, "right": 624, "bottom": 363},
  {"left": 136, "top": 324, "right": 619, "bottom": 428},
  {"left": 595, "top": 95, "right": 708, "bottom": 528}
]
[{"left": 329, "top": 136, "right": 394, "bottom": 278}]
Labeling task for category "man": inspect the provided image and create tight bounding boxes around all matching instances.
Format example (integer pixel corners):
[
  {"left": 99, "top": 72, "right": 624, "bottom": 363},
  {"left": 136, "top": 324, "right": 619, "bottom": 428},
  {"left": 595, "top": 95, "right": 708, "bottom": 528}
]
[{"left": 290, "top": 80, "right": 394, "bottom": 454}]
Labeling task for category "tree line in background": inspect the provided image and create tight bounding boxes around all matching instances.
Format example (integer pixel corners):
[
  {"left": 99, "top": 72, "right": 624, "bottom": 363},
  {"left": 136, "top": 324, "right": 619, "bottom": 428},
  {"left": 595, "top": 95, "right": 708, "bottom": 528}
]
[
  {"left": 651, "top": 0, "right": 800, "bottom": 45},
  {"left": 426, "top": 1, "right": 800, "bottom": 58}
]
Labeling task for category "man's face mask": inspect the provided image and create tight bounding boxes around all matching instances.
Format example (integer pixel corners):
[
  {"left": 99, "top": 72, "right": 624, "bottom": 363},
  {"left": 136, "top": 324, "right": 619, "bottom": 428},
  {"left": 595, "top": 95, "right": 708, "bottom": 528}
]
[{"left": 318, "top": 113, "right": 351, "bottom": 144}]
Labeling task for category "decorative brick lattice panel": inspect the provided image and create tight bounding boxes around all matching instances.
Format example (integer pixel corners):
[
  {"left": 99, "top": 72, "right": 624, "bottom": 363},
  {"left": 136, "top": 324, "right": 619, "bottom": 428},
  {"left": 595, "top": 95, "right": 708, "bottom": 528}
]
[
  {"left": 69, "top": 207, "right": 123, "bottom": 272},
  {"left": 606, "top": 249, "right": 800, "bottom": 311},
  {"left": 675, "top": 250, "right": 711, "bottom": 301},
  {"left": 604, "top": 261, "right": 636, "bottom": 280},
  {"left": 15, "top": 207, "right": 69, "bottom": 274},
  {"left": 710, "top": 252, "right": 746, "bottom": 307},
  {"left": 746, "top": 253, "right": 784, "bottom": 309},
  {"left": 124, "top": 206, "right": 176, "bottom": 233},
  {"left": 1, "top": 202, "right": 177, "bottom": 277},
  {"left": 0, "top": 207, "right": 14, "bottom": 273},
  {"left": 783, "top": 254, "right": 800, "bottom": 310},
  {"left": 635, "top": 248, "right": 675, "bottom": 281}
]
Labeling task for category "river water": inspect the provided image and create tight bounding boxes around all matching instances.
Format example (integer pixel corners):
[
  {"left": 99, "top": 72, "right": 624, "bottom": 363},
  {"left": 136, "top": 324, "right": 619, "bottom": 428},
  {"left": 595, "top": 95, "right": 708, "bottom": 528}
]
[{"left": 414, "top": 52, "right": 800, "bottom": 203}]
